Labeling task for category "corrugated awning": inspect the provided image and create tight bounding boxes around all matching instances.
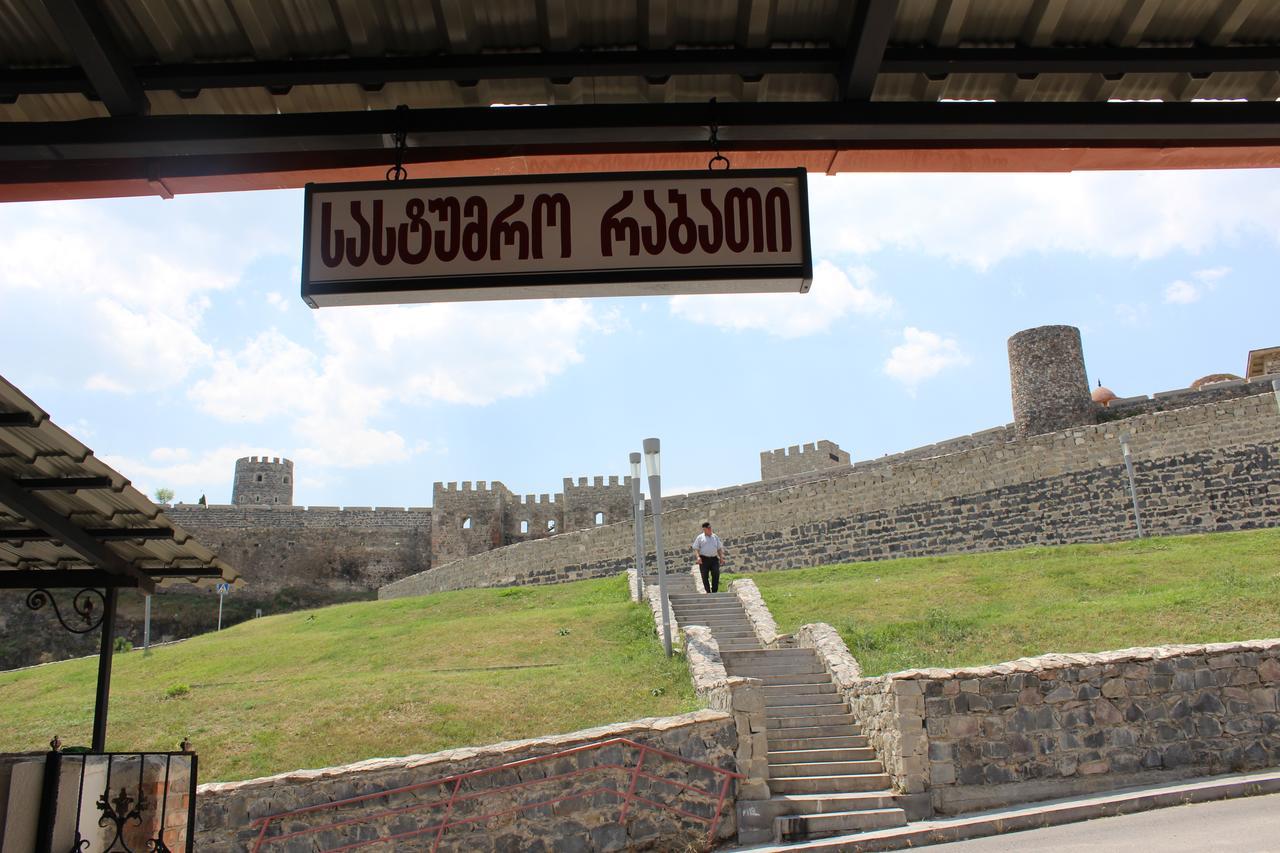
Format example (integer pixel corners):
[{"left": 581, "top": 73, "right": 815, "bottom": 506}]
[
  {"left": 1, "top": 0, "right": 1279, "bottom": 200},
  {"left": 0, "top": 373, "right": 239, "bottom": 594}
]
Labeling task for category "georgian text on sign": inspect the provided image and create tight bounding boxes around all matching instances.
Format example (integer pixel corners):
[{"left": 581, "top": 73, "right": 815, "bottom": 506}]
[{"left": 302, "top": 169, "right": 811, "bottom": 306}]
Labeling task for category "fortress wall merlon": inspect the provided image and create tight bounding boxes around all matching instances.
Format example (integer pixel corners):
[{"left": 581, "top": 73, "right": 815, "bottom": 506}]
[{"left": 761, "top": 438, "right": 852, "bottom": 479}]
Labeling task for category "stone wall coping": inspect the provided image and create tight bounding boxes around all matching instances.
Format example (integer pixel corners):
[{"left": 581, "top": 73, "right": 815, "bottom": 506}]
[
  {"left": 795, "top": 623, "right": 862, "bottom": 689},
  {"left": 684, "top": 625, "right": 727, "bottom": 694},
  {"left": 197, "top": 708, "right": 731, "bottom": 795},
  {"left": 731, "top": 578, "right": 779, "bottom": 646},
  {"left": 855, "top": 638, "right": 1280, "bottom": 684}
]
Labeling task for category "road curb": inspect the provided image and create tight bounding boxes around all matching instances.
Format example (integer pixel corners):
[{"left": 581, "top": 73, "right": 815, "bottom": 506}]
[{"left": 734, "top": 769, "right": 1280, "bottom": 851}]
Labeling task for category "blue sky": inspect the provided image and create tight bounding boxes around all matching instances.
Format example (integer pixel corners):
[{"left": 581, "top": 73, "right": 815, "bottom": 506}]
[{"left": 1, "top": 169, "right": 1277, "bottom": 507}]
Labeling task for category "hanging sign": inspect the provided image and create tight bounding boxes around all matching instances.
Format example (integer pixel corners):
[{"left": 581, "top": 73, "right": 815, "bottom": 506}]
[{"left": 301, "top": 169, "right": 811, "bottom": 307}]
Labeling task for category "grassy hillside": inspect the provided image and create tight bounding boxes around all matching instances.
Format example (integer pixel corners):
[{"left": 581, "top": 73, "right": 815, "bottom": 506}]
[
  {"left": 747, "top": 529, "right": 1280, "bottom": 677},
  {"left": 0, "top": 576, "right": 695, "bottom": 782}
]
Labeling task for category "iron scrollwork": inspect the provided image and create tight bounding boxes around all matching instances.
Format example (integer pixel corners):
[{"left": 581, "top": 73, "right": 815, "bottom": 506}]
[
  {"left": 25, "top": 587, "right": 105, "bottom": 634},
  {"left": 96, "top": 786, "right": 149, "bottom": 853}
]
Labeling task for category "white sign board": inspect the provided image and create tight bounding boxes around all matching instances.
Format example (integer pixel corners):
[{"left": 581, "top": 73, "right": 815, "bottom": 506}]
[{"left": 302, "top": 169, "right": 811, "bottom": 306}]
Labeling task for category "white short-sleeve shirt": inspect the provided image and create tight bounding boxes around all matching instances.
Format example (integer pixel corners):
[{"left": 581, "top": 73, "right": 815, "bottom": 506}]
[{"left": 693, "top": 532, "right": 723, "bottom": 556}]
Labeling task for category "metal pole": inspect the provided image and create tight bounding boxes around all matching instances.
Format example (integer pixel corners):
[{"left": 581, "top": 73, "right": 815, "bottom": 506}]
[
  {"left": 1272, "top": 379, "right": 1280, "bottom": 415},
  {"left": 92, "top": 587, "right": 119, "bottom": 752},
  {"left": 217, "top": 588, "right": 224, "bottom": 631},
  {"left": 650, "top": 482, "right": 671, "bottom": 656},
  {"left": 630, "top": 453, "right": 645, "bottom": 596},
  {"left": 143, "top": 593, "right": 152, "bottom": 656},
  {"left": 1120, "top": 433, "right": 1144, "bottom": 539}
]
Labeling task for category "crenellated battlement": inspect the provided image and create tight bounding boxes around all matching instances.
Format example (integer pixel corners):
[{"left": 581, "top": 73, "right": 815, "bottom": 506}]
[
  {"left": 437, "top": 480, "right": 509, "bottom": 494},
  {"left": 518, "top": 493, "right": 558, "bottom": 505},
  {"left": 760, "top": 440, "right": 850, "bottom": 480}
]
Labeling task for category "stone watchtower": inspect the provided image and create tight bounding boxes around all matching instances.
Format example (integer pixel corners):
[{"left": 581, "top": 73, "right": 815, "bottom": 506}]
[
  {"left": 1007, "top": 325, "right": 1097, "bottom": 437},
  {"left": 231, "top": 456, "right": 294, "bottom": 506}
]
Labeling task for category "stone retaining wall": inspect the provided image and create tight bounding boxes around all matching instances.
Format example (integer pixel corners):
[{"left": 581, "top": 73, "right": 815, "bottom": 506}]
[
  {"left": 843, "top": 639, "right": 1280, "bottom": 815},
  {"left": 382, "top": 392, "right": 1280, "bottom": 598},
  {"left": 195, "top": 711, "right": 739, "bottom": 851}
]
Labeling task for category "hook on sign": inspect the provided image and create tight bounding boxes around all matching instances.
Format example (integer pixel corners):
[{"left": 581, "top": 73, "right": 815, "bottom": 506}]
[
  {"left": 386, "top": 104, "right": 410, "bottom": 182},
  {"left": 707, "top": 97, "right": 731, "bottom": 172}
]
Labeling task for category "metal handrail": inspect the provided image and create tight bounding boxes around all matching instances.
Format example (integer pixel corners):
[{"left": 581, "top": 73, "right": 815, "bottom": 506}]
[{"left": 249, "top": 736, "right": 743, "bottom": 852}]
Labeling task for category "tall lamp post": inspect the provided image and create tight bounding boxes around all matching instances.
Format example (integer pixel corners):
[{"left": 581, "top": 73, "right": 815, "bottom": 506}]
[
  {"left": 630, "top": 452, "right": 645, "bottom": 597},
  {"left": 643, "top": 438, "right": 672, "bottom": 657},
  {"left": 1273, "top": 379, "right": 1280, "bottom": 415}
]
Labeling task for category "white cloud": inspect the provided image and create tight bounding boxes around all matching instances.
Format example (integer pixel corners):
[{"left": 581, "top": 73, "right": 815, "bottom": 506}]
[
  {"left": 883, "top": 327, "right": 971, "bottom": 394},
  {"left": 667, "top": 260, "right": 892, "bottom": 337},
  {"left": 1163, "top": 280, "right": 1200, "bottom": 304},
  {"left": 187, "top": 299, "right": 607, "bottom": 468},
  {"left": 809, "top": 172, "right": 1280, "bottom": 270},
  {"left": 1194, "top": 266, "right": 1231, "bottom": 283},
  {"left": 0, "top": 200, "right": 250, "bottom": 392},
  {"left": 102, "top": 445, "right": 264, "bottom": 503},
  {"left": 1163, "top": 266, "right": 1230, "bottom": 306}
]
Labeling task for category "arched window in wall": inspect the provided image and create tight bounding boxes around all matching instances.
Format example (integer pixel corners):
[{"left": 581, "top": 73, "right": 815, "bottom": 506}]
[
  {"left": 594, "top": 511, "right": 605, "bottom": 526},
  {"left": 462, "top": 517, "right": 472, "bottom": 529},
  {"left": 547, "top": 519, "right": 557, "bottom": 532},
  {"left": 520, "top": 520, "right": 529, "bottom": 534}
]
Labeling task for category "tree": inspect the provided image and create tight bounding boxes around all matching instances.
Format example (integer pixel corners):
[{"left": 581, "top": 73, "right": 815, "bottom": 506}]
[{"left": 154, "top": 487, "right": 175, "bottom": 505}]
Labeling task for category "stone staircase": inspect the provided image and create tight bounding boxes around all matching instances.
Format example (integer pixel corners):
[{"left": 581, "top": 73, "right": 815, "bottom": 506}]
[{"left": 666, "top": 589, "right": 907, "bottom": 844}]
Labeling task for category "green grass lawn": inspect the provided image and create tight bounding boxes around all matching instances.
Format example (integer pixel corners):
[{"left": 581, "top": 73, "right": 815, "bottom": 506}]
[
  {"left": 742, "top": 529, "right": 1280, "bottom": 677},
  {"left": 0, "top": 576, "right": 695, "bottom": 782}
]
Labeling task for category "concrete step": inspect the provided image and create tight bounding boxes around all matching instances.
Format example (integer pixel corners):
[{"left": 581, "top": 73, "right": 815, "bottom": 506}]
[
  {"left": 763, "top": 682, "right": 837, "bottom": 697},
  {"left": 687, "top": 617, "right": 753, "bottom": 626},
  {"left": 726, "top": 663, "right": 828, "bottom": 678},
  {"left": 765, "top": 691, "right": 846, "bottom": 705},
  {"left": 768, "top": 760, "right": 885, "bottom": 778},
  {"left": 767, "top": 702, "right": 850, "bottom": 718},
  {"left": 769, "top": 791, "right": 899, "bottom": 814},
  {"left": 767, "top": 726, "right": 863, "bottom": 743},
  {"left": 769, "top": 747, "right": 877, "bottom": 764},
  {"left": 777, "top": 807, "right": 907, "bottom": 841},
  {"left": 722, "top": 648, "right": 817, "bottom": 660},
  {"left": 670, "top": 607, "right": 746, "bottom": 616},
  {"left": 734, "top": 671, "right": 831, "bottom": 685},
  {"left": 768, "top": 713, "right": 858, "bottom": 730},
  {"left": 769, "top": 774, "right": 894, "bottom": 795},
  {"left": 768, "top": 735, "right": 870, "bottom": 753},
  {"left": 706, "top": 627, "right": 757, "bottom": 636}
]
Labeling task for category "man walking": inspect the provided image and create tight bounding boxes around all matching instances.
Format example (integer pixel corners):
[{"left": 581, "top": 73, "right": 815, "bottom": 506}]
[{"left": 692, "top": 521, "right": 726, "bottom": 593}]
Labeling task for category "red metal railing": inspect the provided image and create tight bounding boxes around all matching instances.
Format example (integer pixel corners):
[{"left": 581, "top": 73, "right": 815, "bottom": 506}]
[{"left": 248, "top": 736, "right": 743, "bottom": 852}]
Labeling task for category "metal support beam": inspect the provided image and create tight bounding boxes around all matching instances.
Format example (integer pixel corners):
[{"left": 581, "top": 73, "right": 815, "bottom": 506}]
[
  {"left": 41, "top": 0, "right": 147, "bottom": 116},
  {"left": 91, "top": 586, "right": 118, "bottom": 751},
  {"left": 0, "top": 526, "right": 174, "bottom": 542},
  {"left": 840, "top": 0, "right": 899, "bottom": 100},
  {"left": 0, "top": 568, "right": 218, "bottom": 588},
  {"left": 12, "top": 476, "right": 115, "bottom": 491},
  {"left": 0, "top": 475, "right": 155, "bottom": 592},
  {"left": 4, "top": 46, "right": 1280, "bottom": 100},
  {"left": 0, "top": 412, "right": 40, "bottom": 427}
]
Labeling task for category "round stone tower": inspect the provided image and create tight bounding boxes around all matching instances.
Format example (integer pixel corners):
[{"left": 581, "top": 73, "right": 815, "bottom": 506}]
[
  {"left": 1008, "top": 325, "right": 1097, "bottom": 437},
  {"left": 231, "top": 456, "right": 294, "bottom": 506}
]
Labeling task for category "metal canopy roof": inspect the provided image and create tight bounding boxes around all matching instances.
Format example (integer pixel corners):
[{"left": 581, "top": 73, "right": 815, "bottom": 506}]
[
  {"left": 2, "top": 0, "right": 1280, "bottom": 200},
  {"left": 0, "top": 373, "right": 238, "bottom": 593}
]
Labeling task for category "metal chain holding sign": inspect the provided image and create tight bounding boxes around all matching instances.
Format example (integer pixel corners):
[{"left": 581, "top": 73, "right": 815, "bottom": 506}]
[
  {"left": 386, "top": 104, "right": 410, "bottom": 182},
  {"left": 707, "top": 98, "right": 730, "bottom": 171}
]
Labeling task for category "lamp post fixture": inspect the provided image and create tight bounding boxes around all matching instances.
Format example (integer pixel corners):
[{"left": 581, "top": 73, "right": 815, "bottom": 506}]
[
  {"left": 1273, "top": 379, "right": 1280, "bottom": 416},
  {"left": 643, "top": 438, "right": 672, "bottom": 657},
  {"left": 630, "top": 452, "right": 645, "bottom": 599},
  {"left": 1119, "top": 432, "right": 1145, "bottom": 539}
]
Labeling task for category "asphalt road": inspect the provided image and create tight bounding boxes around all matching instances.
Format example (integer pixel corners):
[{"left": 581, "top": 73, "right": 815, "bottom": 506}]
[{"left": 926, "top": 793, "right": 1280, "bottom": 852}]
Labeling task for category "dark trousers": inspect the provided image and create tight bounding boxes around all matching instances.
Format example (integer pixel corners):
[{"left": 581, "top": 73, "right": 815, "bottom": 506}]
[{"left": 698, "top": 556, "right": 721, "bottom": 593}]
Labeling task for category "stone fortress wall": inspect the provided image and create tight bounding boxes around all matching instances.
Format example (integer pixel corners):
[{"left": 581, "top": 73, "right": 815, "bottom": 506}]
[
  {"left": 163, "top": 325, "right": 1278, "bottom": 603},
  {"left": 381, "top": 326, "right": 1280, "bottom": 599}
]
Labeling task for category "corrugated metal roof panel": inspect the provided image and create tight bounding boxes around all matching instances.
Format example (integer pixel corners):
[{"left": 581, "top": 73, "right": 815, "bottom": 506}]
[{"left": 0, "top": 374, "right": 238, "bottom": 588}]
